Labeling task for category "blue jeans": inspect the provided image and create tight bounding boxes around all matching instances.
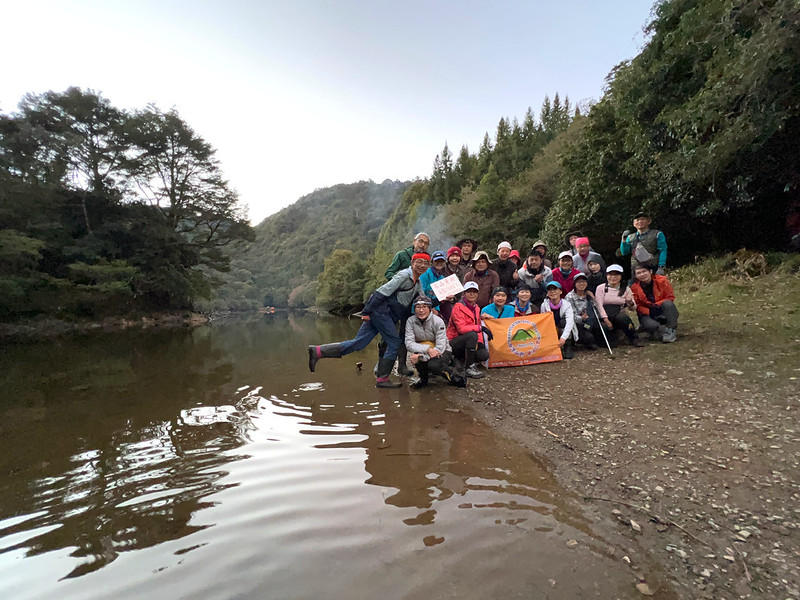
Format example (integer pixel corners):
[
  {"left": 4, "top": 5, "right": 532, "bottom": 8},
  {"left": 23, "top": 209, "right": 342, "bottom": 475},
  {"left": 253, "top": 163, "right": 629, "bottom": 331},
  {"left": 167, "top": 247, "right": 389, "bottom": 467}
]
[{"left": 339, "top": 304, "right": 401, "bottom": 360}]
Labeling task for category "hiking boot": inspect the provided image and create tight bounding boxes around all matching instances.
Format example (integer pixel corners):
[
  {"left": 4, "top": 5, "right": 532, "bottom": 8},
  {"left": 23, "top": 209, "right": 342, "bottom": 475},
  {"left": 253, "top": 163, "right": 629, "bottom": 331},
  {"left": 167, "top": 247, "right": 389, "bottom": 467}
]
[
  {"left": 376, "top": 378, "right": 403, "bottom": 388},
  {"left": 562, "top": 340, "right": 574, "bottom": 360},
  {"left": 466, "top": 365, "right": 485, "bottom": 379},
  {"left": 630, "top": 335, "right": 645, "bottom": 347},
  {"left": 442, "top": 369, "right": 467, "bottom": 388},
  {"left": 375, "top": 357, "right": 402, "bottom": 388},
  {"left": 308, "top": 343, "right": 343, "bottom": 372},
  {"left": 662, "top": 327, "right": 677, "bottom": 343},
  {"left": 410, "top": 377, "right": 428, "bottom": 389}
]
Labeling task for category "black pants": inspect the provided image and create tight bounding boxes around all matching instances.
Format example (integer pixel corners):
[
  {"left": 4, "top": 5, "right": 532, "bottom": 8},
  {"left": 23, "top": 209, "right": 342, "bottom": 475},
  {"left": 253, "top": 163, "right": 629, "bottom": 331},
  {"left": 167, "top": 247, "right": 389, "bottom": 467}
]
[{"left": 449, "top": 331, "right": 489, "bottom": 365}]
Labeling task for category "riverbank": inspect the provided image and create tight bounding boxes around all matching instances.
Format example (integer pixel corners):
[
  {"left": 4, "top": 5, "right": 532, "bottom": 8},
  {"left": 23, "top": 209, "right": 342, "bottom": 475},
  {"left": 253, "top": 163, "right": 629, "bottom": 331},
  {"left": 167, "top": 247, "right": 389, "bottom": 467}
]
[
  {"left": 0, "top": 311, "right": 209, "bottom": 339},
  {"left": 454, "top": 254, "right": 800, "bottom": 599}
]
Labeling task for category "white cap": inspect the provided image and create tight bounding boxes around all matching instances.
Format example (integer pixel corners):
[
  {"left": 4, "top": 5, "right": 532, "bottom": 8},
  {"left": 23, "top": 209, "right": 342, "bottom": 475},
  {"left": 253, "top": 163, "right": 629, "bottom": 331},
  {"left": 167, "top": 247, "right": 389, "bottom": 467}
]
[
  {"left": 497, "top": 241, "right": 512, "bottom": 252},
  {"left": 607, "top": 264, "right": 624, "bottom": 274},
  {"left": 464, "top": 281, "right": 479, "bottom": 291},
  {"left": 558, "top": 251, "right": 573, "bottom": 260}
]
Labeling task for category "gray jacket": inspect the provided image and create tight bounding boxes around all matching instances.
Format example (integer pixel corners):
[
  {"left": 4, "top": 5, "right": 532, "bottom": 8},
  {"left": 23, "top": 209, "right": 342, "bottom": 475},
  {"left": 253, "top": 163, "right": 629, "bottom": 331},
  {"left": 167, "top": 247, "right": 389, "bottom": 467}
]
[
  {"left": 572, "top": 251, "right": 606, "bottom": 275},
  {"left": 404, "top": 313, "right": 450, "bottom": 360}
]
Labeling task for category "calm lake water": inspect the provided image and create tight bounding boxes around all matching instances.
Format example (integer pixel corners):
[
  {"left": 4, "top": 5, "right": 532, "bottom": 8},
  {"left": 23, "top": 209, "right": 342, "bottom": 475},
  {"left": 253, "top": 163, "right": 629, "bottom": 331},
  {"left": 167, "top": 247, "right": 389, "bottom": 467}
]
[{"left": 0, "top": 313, "right": 653, "bottom": 599}]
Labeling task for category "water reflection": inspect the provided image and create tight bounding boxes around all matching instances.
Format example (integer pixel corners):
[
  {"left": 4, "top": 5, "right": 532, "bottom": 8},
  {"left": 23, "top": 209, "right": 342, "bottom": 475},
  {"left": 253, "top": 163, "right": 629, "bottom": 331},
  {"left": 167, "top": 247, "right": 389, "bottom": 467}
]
[{"left": 0, "top": 315, "right": 651, "bottom": 600}]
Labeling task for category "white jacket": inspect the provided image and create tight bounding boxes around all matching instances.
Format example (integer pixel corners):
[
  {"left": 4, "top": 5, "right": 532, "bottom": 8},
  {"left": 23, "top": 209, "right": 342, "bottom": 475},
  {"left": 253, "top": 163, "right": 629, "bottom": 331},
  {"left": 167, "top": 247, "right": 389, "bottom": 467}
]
[{"left": 540, "top": 298, "right": 577, "bottom": 341}]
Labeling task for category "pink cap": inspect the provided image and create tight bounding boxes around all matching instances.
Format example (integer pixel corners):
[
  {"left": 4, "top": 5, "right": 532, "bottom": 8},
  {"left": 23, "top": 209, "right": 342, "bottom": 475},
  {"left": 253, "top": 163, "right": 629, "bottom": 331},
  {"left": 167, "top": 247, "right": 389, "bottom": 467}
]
[{"left": 575, "top": 237, "right": 590, "bottom": 247}]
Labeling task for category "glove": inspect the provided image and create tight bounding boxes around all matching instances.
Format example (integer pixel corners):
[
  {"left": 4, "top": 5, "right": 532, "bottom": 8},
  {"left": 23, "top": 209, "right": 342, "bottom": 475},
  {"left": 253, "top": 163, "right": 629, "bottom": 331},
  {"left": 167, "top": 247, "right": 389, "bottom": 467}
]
[
  {"left": 621, "top": 229, "right": 631, "bottom": 241},
  {"left": 655, "top": 266, "right": 665, "bottom": 276},
  {"left": 481, "top": 326, "right": 493, "bottom": 341}
]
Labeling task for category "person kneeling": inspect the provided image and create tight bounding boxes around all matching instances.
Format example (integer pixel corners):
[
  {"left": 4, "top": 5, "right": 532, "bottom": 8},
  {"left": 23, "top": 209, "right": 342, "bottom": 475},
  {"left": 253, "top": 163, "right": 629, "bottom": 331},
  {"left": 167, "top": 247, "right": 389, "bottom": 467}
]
[
  {"left": 565, "top": 272, "right": 608, "bottom": 351},
  {"left": 540, "top": 281, "right": 577, "bottom": 359},
  {"left": 631, "top": 265, "right": 679, "bottom": 343},
  {"left": 405, "top": 296, "right": 466, "bottom": 388},
  {"left": 446, "top": 281, "right": 492, "bottom": 378}
]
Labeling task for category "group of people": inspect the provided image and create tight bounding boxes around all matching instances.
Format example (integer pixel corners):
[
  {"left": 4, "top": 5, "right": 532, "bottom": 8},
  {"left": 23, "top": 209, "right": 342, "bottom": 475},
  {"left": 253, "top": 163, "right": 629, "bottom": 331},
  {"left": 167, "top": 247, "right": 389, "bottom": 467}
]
[{"left": 308, "top": 211, "right": 678, "bottom": 389}]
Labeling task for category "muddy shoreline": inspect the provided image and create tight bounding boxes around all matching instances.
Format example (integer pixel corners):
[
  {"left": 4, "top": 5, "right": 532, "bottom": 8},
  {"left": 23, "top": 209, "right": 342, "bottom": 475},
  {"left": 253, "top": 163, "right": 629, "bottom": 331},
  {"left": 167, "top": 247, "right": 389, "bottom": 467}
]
[{"left": 452, "top": 334, "right": 800, "bottom": 600}]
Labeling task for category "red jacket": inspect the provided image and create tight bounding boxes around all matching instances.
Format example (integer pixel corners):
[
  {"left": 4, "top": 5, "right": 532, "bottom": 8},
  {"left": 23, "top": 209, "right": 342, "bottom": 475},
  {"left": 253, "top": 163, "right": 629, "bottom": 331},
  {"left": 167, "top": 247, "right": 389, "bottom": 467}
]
[
  {"left": 631, "top": 275, "right": 675, "bottom": 316},
  {"left": 447, "top": 299, "right": 484, "bottom": 344},
  {"left": 551, "top": 267, "right": 580, "bottom": 295}
]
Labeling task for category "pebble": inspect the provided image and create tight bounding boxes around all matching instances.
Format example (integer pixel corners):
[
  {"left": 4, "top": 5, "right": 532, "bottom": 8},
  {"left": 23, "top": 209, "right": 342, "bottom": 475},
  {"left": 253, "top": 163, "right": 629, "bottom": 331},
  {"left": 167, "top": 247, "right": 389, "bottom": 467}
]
[{"left": 566, "top": 539, "right": 578, "bottom": 549}]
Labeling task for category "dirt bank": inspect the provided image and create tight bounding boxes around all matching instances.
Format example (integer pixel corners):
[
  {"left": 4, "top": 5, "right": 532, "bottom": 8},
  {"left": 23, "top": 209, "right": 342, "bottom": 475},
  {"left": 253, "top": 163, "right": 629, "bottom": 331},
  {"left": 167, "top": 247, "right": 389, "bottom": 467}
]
[{"left": 454, "top": 266, "right": 800, "bottom": 599}]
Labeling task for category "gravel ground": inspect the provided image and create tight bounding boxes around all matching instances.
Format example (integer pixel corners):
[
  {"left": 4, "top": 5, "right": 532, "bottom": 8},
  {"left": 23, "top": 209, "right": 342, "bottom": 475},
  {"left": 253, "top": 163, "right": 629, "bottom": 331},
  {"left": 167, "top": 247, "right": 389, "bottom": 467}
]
[{"left": 454, "top": 328, "right": 800, "bottom": 600}]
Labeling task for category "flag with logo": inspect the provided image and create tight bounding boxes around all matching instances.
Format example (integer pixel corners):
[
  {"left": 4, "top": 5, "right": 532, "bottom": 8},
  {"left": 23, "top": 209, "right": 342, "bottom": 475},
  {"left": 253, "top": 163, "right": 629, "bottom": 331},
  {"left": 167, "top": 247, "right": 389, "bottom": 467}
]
[{"left": 483, "top": 313, "right": 562, "bottom": 367}]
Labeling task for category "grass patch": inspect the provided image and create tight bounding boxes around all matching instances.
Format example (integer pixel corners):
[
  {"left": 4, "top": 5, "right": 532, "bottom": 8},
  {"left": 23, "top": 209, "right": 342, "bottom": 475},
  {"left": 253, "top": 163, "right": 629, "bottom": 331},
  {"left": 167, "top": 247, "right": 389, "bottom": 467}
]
[{"left": 657, "top": 251, "right": 800, "bottom": 379}]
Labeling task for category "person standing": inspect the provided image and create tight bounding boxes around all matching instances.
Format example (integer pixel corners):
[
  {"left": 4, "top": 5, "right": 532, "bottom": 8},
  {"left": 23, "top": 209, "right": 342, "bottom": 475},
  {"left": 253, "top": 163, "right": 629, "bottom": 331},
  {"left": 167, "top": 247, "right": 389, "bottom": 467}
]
[
  {"left": 490, "top": 241, "right": 519, "bottom": 298},
  {"left": 551, "top": 251, "right": 581, "bottom": 296},
  {"left": 385, "top": 232, "right": 430, "bottom": 280},
  {"left": 308, "top": 252, "right": 430, "bottom": 387},
  {"left": 517, "top": 250, "right": 552, "bottom": 306},
  {"left": 463, "top": 251, "right": 500, "bottom": 308},
  {"left": 620, "top": 211, "right": 668, "bottom": 274},
  {"left": 455, "top": 237, "right": 478, "bottom": 269},
  {"left": 572, "top": 237, "right": 606, "bottom": 275}
]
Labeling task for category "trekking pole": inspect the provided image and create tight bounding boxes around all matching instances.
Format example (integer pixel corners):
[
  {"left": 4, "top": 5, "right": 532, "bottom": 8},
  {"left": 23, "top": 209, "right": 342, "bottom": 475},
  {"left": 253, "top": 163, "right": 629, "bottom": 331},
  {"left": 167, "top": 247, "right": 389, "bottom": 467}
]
[{"left": 590, "top": 300, "right": 613, "bottom": 355}]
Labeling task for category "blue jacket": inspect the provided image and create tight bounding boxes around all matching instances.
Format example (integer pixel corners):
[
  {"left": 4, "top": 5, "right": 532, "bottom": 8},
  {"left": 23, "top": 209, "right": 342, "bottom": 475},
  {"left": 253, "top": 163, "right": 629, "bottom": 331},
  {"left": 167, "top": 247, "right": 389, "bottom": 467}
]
[{"left": 481, "top": 303, "right": 515, "bottom": 319}]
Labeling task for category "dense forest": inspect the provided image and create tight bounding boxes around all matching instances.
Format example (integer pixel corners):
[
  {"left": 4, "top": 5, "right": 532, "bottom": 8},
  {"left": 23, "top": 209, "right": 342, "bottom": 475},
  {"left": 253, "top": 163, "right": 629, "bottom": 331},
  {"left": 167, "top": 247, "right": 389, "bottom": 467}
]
[
  {"left": 2, "top": 0, "right": 798, "bottom": 320},
  {"left": 0, "top": 88, "right": 252, "bottom": 320}
]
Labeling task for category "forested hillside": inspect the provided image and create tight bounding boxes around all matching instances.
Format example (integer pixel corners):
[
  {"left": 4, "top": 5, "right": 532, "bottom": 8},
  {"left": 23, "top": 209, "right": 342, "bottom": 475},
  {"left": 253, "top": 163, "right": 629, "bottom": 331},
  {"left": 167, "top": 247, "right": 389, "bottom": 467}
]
[
  {"left": 0, "top": 88, "right": 252, "bottom": 321},
  {"left": 199, "top": 180, "right": 408, "bottom": 313}
]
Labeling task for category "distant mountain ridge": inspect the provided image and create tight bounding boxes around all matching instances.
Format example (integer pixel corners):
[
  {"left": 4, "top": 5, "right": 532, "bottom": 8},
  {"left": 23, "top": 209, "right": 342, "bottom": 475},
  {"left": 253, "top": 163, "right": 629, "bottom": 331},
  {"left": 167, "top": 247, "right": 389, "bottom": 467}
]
[{"left": 200, "top": 179, "right": 409, "bottom": 311}]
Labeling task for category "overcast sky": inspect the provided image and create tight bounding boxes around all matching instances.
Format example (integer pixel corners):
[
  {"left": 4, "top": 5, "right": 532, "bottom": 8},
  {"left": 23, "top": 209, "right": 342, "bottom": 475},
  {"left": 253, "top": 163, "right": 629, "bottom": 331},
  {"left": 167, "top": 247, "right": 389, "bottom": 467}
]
[{"left": 1, "top": 1, "right": 655, "bottom": 224}]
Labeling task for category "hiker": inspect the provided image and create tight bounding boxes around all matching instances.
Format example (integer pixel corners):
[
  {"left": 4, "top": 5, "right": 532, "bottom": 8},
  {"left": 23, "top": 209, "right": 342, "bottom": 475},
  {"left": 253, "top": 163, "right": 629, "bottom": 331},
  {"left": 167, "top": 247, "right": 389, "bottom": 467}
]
[
  {"left": 517, "top": 249, "right": 552, "bottom": 306},
  {"left": 385, "top": 232, "right": 430, "bottom": 280},
  {"left": 630, "top": 264, "right": 679, "bottom": 343},
  {"left": 490, "top": 241, "right": 519, "bottom": 297},
  {"left": 405, "top": 296, "right": 466, "bottom": 389},
  {"left": 509, "top": 249, "right": 521, "bottom": 268},
  {"left": 445, "top": 246, "right": 468, "bottom": 281},
  {"left": 512, "top": 283, "right": 537, "bottom": 316},
  {"left": 447, "top": 281, "right": 492, "bottom": 379},
  {"left": 563, "top": 230, "right": 584, "bottom": 254},
  {"left": 539, "top": 281, "right": 576, "bottom": 359},
  {"left": 481, "top": 287, "right": 515, "bottom": 319},
  {"left": 572, "top": 237, "right": 606, "bottom": 275},
  {"left": 419, "top": 250, "right": 449, "bottom": 313},
  {"left": 531, "top": 240, "right": 553, "bottom": 268},
  {"left": 308, "top": 252, "right": 430, "bottom": 388},
  {"left": 551, "top": 251, "right": 581, "bottom": 295},
  {"left": 586, "top": 259, "right": 607, "bottom": 294},
  {"left": 456, "top": 237, "right": 478, "bottom": 268},
  {"left": 463, "top": 250, "right": 500, "bottom": 308},
  {"left": 620, "top": 211, "right": 668, "bottom": 274},
  {"left": 565, "top": 272, "right": 607, "bottom": 351},
  {"left": 595, "top": 264, "right": 643, "bottom": 347}
]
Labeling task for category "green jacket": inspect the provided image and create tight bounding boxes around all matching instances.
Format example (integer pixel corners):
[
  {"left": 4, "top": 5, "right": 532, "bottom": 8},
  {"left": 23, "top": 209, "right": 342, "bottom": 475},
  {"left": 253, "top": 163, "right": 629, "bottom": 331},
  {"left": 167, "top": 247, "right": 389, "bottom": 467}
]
[{"left": 385, "top": 246, "right": 414, "bottom": 280}]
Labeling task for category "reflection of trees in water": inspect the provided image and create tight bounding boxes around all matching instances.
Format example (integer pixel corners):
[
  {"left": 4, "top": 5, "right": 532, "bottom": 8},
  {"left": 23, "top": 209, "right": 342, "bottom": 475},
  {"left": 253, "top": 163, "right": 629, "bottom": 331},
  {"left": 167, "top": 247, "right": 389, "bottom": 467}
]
[
  {"left": 11, "top": 405, "right": 254, "bottom": 579},
  {"left": 0, "top": 328, "right": 250, "bottom": 579}
]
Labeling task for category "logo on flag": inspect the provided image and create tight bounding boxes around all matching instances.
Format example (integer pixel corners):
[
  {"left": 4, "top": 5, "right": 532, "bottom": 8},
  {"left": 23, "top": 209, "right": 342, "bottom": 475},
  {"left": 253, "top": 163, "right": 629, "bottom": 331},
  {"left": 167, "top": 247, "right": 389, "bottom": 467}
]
[{"left": 484, "top": 313, "right": 562, "bottom": 367}]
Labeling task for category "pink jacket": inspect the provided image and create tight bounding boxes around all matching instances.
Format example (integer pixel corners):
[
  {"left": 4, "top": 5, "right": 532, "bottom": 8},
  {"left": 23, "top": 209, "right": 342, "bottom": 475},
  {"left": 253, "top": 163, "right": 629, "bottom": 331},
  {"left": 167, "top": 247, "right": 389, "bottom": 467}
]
[{"left": 594, "top": 283, "right": 636, "bottom": 319}]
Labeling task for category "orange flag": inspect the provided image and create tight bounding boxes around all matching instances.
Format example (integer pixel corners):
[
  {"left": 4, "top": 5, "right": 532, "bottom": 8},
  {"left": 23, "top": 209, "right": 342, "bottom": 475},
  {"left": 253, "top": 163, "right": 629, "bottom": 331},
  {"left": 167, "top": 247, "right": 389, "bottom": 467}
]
[{"left": 483, "top": 313, "right": 562, "bottom": 367}]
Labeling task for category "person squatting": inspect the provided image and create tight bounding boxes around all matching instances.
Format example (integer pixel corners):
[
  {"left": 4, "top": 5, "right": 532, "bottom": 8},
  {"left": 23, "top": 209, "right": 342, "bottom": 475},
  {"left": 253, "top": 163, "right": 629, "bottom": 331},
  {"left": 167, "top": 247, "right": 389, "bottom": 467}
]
[{"left": 308, "top": 211, "right": 677, "bottom": 388}]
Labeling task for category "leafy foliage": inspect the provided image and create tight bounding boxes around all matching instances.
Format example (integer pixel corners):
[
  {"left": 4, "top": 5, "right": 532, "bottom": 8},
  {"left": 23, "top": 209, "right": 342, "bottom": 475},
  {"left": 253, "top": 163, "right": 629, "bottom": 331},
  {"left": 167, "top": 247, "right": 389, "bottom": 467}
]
[{"left": 0, "top": 88, "right": 252, "bottom": 320}]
